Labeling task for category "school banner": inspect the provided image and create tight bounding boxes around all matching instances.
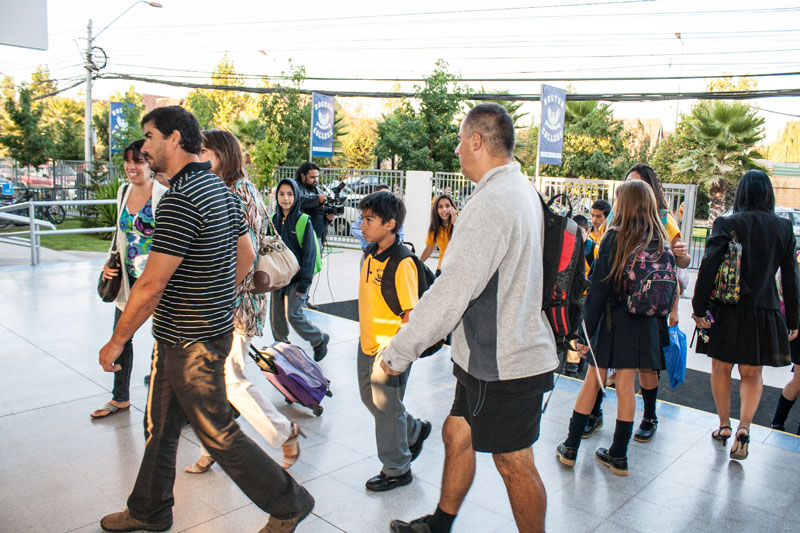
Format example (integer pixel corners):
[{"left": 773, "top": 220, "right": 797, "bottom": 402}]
[
  {"left": 538, "top": 85, "right": 567, "bottom": 166},
  {"left": 310, "top": 93, "right": 335, "bottom": 158},
  {"left": 109, "top": 102, "right": 135, "bottom": 154}
]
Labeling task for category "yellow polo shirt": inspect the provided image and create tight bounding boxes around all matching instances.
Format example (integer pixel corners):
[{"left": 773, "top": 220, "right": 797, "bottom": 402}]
[
  {"left": 426, "top": 228, "right": 452, "bottom": 272},
  {"left": 359, "top": 248, "right": 419, "bottom": 356}
]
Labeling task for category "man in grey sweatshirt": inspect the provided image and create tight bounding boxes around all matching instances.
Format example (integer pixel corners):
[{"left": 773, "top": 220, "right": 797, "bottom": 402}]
[{"left": 384, "top": 103, "right": 557, "bottom": 533}]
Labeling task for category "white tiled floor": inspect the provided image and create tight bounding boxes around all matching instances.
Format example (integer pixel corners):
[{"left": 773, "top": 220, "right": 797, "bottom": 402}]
[{"left": 2, "top": 258, "right": 800, "bottom": 532}]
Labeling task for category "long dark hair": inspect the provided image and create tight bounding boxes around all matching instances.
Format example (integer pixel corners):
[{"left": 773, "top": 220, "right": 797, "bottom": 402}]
[
  {"left": 201, "top": 129, "right": 245, "bottom": 186},
  {"left": 733, "top": 170, "right": 775, "bottom": 213},
  {"left": 428, "top": 194, "right": 456, "bottom": 241},
  {"left": 625, "top": 163, "right": 668, "bottom": 212}
]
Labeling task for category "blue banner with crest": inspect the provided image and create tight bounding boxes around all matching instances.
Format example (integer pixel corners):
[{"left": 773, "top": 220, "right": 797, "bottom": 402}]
[
  {"left": 311, "top": 93, "right": 335, "bottom": 158},
  {"left": 538, "top": 85, "right": 567, "bottom": 166}
]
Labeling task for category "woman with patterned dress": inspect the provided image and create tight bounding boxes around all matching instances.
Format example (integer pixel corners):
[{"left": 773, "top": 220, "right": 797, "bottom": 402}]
[
  {"left": 185, "top": 129, "right": 303, "bottom": 473},
  {"left": 91, "top": 139, "right": 168, "bottom": 418}
]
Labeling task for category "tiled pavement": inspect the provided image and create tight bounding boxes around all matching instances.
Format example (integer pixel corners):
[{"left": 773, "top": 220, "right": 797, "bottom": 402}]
[{"left": 1, "top": 253, "right": 799, "bottom": 532}]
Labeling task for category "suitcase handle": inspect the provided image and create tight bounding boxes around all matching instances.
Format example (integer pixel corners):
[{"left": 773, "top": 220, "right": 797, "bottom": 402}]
[{"left": 248, "top": 344, "right": 278, "bottom": 374}]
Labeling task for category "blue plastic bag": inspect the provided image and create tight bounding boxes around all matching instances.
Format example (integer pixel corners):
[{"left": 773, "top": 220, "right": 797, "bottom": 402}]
[{"left": 663, "top": 325, "right": 687, "bottom": 388}]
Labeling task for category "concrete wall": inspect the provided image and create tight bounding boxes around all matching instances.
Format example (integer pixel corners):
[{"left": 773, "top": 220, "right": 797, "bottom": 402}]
[{"left": 772, "top": 177, "right": 800, "bottom": 209}]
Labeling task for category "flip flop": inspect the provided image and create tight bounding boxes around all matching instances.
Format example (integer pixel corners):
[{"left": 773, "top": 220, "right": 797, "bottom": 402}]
[{"left": 91, "top": 402, "right": 130, "bottom": 419}]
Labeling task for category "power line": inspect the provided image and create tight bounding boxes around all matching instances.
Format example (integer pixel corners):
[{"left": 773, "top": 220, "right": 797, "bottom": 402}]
[
  {"left": 97, "top": 72, "right": 800, "bottom": 102},
  {"left": 104, "top": 66, "right": 800, "bottom": 84}
]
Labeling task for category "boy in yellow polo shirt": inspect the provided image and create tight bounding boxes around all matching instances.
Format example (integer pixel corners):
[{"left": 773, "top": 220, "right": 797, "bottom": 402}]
[{"left": 357, "top": 191, "right": 431, "bottom": 492}]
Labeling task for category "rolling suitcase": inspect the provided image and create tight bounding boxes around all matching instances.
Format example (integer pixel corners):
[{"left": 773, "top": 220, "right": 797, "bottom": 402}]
[{"left": 248, "top": 342, "right": 332, "bottom": 416}]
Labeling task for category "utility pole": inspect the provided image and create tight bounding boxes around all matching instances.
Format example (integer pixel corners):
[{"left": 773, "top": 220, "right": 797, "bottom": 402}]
[{"left": 84, "top": 20, "right": 93, "bottom": 171}]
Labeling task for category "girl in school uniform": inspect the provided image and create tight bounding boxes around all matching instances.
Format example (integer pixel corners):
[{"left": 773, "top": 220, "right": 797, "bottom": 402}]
[
  {"left": 420, "top": 193, "right": 457, "bottom": 276},
  {"left": 556, "top": 180, "right": 675, "bottom": 476}
]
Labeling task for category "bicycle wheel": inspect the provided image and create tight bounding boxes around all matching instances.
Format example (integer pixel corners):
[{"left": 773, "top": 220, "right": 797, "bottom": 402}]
[{"left": 45, "top": 205, "right": 66, "bottom": 225}]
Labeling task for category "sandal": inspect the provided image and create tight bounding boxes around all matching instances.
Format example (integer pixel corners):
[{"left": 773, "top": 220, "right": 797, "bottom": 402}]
[
  {"left": 91, "top": 401, "right": 130, "bottom": 419},
  {"left": 282, "top": 423, "right": 306, "bottom": 469},
  {"left": 729, "top": 427, "right": 750, "bottom": 460},
  {"left": 712, "top": 425, "right": 732, "bottom": 446},
  {"left": 185, "top": 455, "right": 215, "bottom": 474}
]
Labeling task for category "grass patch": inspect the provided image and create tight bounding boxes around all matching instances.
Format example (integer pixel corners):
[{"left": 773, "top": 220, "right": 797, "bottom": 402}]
[{"left": 0, "top": 219, "right": 111, "bottom": 252}]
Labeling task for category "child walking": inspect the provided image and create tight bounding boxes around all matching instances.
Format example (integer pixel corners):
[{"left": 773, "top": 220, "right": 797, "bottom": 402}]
[
  {"left": 420, "top": 193, "right": 457, "bottom": 275},
  {"left": 357, "top": 191, "right": 431, "bottom": 492},
  {"left": 556, "top": 180, "right": 676, "bottom": 475},
  {"left": 270, "top": 178, "right": 330, "bottom": 361}
]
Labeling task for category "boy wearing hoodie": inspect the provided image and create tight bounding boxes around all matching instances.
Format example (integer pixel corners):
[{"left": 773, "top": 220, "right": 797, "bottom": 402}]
[
  {"left": 270, "top": 178, "right": 330, "bottom": 361},
  {"left": 357, "top": 191, "right": 431, "bottom": 492}
]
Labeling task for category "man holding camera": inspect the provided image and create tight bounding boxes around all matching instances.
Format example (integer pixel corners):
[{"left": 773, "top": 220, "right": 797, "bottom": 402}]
[{"left": 296, "top": 162, "right": 335, "bottom": 244}]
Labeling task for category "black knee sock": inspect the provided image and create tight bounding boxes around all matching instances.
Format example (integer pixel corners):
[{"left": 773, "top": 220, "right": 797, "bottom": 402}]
[
  {"left": 427, "top": 506, "right": 456, "bottom": 533},
  {"left": 772, "top": 393, "right": 795, "bottom": 427},
  {"left": 641, "top": 386, "right": 658, "bottom": 421},
  {"left": 565, "top": 410, "right": 590, "bottom": 448},
  {"left": 591, "top": 389, "right": 604, "bottom": 417},
  {"left": 608, "top": 420, "right": 634, "bottom": 458}
]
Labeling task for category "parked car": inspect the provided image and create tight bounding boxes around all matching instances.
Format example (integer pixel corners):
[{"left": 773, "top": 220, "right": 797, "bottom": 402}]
[
  {"left": 775, "top": 206, "right": 800, "bottom": 252},
  {"left": 722, "top": 205, "right": 800, "bottom": 252}
]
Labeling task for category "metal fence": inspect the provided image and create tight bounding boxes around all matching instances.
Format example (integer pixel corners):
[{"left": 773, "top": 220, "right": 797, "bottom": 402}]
[
  {"left": 272, "top": 166, "right": 406, "bottom": 245},
  {"left": 536, "top": 175, "right": 701, "bottom": 268}
]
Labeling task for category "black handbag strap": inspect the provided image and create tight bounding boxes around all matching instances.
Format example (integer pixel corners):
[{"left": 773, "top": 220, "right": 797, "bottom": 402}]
[{"left": 110, "top": 184, "right": 130, "bottom": 254}]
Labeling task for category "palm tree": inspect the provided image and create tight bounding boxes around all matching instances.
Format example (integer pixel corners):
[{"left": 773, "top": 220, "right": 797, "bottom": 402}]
[{"left": 675, "top": 101, "right": 765, "bottom": 221}]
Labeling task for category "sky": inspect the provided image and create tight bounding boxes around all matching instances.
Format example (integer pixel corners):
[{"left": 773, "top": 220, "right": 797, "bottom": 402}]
[{"left": 1, "top": 0, "right": 799, "bottom": 143}]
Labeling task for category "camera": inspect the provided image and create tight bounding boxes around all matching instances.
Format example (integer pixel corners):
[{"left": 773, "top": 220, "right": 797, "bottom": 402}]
[{"left": 323, "top": 181, "right": 346, "bottom": 217}]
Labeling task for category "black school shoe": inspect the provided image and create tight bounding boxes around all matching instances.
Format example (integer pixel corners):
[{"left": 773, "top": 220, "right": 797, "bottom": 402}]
[
  {"left": 366, "top": 470, "right": 413, "bottom": 492},
  {"left": 565, "top": 362, "right": 580, "bottom": 376},
  {"left": 582, "top": 413, "right": 603, "bottom": 439},
  {"left": 313, "top": 333, "right": 330, "bottom": 362},
  {"left": 556, "top": 442, "right": 578, "bottom": 466},
  {"left": 633, "top": 418, "right": 658, "bottom": 442},
  {"left": 390, "top": 515, "right": 433, "bottom": 532},
  {"left": 594, "top": 448, "right": 628, "bottom": 476},
  {"left": 410, "top": 420, "right": 432, "bottom": 461}
]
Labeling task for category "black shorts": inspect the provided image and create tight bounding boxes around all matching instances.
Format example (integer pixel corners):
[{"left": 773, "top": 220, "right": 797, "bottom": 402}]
[{"left": 449, "top": 369, "right": 553, "bottom": 454}]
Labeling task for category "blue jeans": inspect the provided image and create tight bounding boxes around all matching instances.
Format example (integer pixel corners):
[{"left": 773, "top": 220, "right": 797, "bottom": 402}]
[
  {"left": 127, "top": 335, "right": 313, "bottom": 525},
  {"left": 111, "top": 275, "right": 136, "bottom": 402}
]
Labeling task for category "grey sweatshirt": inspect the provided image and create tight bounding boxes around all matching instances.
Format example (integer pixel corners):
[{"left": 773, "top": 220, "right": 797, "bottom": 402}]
[{"left": 382, "top": 162, "right": 558, "bottom": 381}]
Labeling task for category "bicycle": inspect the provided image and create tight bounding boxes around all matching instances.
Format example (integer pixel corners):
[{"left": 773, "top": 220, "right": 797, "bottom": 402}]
[{"left": 0, "top": 189, "right": 66, "bottom": 226}]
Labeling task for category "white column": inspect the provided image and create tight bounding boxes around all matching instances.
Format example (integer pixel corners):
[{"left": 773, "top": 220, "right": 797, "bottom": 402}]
[{"left": 403, "top": 170, "right": 433, "bottom": 254}]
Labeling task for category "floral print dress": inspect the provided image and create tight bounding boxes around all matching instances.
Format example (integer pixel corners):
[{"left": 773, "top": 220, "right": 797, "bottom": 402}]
[
  {"left": 233, "top": 179, "right": 269, "bottom": 337},
  {"left": 119, "top": 198, "right": 155, "bottom": 279}
]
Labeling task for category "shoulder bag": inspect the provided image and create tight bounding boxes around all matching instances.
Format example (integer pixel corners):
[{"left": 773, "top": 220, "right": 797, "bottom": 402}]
[
  {"left": 710, "top": 230, "right": 742, "bottom": 304},
  {"left": 250, "top": 214, "right": 300, "bottom": 294},
  {"left": 97, "top": 184, "right": 129, "bottom": 302}
]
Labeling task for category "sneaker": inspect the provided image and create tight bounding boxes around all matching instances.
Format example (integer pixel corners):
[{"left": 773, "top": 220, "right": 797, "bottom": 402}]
[
  {"left": 556, "top": 442, "right": 578, "bottom": 467},
  {"left": 313, "top": 333, "right": 330, "bottom": 362},
  {"left": 365, "top": 470, "right": 413, "bottom": 492},
  {"left": 633, "top": 418, "right": 658, "bottom": 443},
  {"left": 259, "top": 498, "right": 315, "bottom": 533},
  {"left": 582, "top": 413, "right": 603, "bottom": 439},
  {"left": 594, "top": 447, "right": 628, "bottom": 476},
  {"left": 100, "top": 508, "right": 171, "bottom": 532},
  {"left": 390, "top": 515, "right": 433, "bottom": 532},
  {"left": 409, "top": 420, "right": 431, "bottom": 461}
]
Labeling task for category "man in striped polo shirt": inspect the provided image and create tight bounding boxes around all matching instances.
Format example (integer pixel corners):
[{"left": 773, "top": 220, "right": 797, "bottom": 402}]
[{"left": 98, "top": 106, "right": 314, "bottom": 533}]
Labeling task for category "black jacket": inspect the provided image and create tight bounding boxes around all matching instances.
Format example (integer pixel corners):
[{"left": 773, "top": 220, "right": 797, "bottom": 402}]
[
  {"left": 693, "top": 210, "right": 800, "bottom": 329},
  {"left": 272, "top": 178, "right": 317, "bottom": 294},
  {"left": 298, "top": 181, "right": 326, "bottom": 241}
]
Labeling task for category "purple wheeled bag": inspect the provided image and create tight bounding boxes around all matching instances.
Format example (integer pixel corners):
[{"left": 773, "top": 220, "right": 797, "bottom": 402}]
[{"left": 248, "top": 342, "right": 332, "bottom": 416}]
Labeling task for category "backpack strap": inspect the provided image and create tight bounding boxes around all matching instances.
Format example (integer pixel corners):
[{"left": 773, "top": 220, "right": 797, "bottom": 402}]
[
  {"left": 296, "top": 213, "right": 309, "bottom": 247},
  {"left": 380, "top": 242, "right": 411, "bottom": 317}
]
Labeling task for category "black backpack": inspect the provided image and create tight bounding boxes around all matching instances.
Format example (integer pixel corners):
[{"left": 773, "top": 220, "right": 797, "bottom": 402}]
[
  {"left": 540, "top": 193, "right": 591, "bottom": 349},
  {"left": 366, "top": 241, "right": 446, "bottom": 358}
]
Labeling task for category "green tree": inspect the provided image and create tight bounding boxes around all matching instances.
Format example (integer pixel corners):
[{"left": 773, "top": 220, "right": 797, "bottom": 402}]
[
  {"left": 45, "top": 97, "right": 85, "bottom": 160},
  {"left": 767, "top": 121, "right": 800, "bottom": 162},
  {"left": 466, "top": 88, "right": 528, "bottom": 129},
  {"left": 334, "top": 106, "right": 377, "bottom": 168},
  {"left": 539, "top": 100, "right": 632, "bottom": 180},
  {"left": 374, "top": 60, "right": 468, "bottom": 172},
  {"left": 0, "top": 86, "right": 51, "bottom": 167},
  {"left": 674, "top": 101, "right": 766, "bottom": 220},
  {"left": 185, "top": 56, "right": 251, "bottom": 130}
]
